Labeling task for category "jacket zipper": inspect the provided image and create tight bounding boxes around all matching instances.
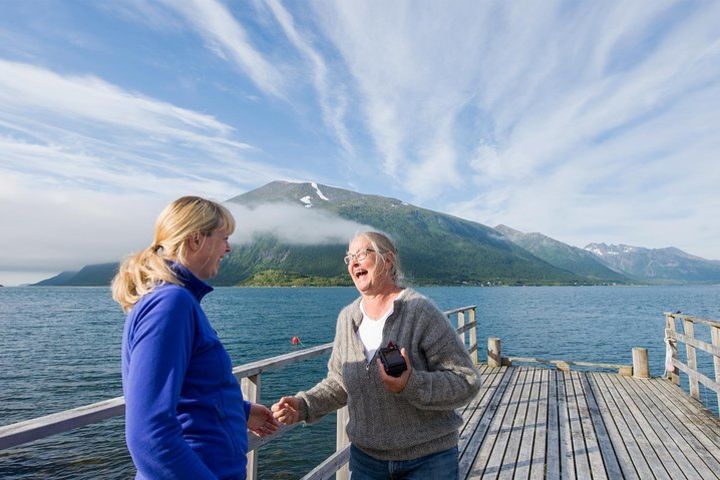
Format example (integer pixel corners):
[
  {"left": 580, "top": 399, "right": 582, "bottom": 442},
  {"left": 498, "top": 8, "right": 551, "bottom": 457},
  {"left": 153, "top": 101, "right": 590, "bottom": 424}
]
[{"left": 366, "top": 350, "right": 378, "bottom": 370}]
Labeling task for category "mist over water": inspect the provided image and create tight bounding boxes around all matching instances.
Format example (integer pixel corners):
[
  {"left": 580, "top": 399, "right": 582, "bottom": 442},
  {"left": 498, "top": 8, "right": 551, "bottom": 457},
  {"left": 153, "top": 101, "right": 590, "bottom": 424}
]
[{"left": 1, "top": 285, "right": 719, "bottom": 478}]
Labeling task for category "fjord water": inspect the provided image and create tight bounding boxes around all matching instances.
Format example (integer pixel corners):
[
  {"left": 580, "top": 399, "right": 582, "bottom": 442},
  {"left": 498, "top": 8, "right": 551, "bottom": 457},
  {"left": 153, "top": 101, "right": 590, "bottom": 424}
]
[{"left": 1, "top": 285, "right": 719, "bottom": 479}]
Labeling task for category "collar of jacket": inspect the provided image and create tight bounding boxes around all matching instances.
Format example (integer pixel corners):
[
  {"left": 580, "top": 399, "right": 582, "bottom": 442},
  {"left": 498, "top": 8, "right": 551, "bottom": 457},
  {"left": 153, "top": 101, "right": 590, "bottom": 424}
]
[
  {"left": 349, "top": 290, "right": 407, "bottom": 330},
  {"left": 170, "top": 261, "right": 213, "bottom": 302}
]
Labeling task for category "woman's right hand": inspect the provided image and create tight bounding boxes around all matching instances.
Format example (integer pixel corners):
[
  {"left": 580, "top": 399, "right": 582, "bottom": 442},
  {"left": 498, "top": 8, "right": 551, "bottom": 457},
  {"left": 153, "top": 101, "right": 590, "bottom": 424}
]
[{"left": 271, "top": 396, "right": 301, "bottom": 425}]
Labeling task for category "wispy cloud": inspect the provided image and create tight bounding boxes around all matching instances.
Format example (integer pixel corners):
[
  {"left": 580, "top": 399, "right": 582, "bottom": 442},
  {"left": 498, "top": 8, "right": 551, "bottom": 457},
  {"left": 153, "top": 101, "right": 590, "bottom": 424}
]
[
  {"left": 159, "top": 0, "right": 285, "bottom": 98},
  {"left": 98, "top": 0, "right": 186, "bottom": 32},
  {"left": 155, "top": 0, "right": 357, "bottom": 158},
  {"left": 0, "top": 59, "right": 296, "bottom": 195},
  {"left": 2, "top": 0, "right": 720, "bottom": 284},
  {"left": 300, "top": 0, "right": 720, "bottom": 256},
  {"left": 0, "top": 58, "right": 304, "bottom": 282},
  {"left": 308, "top": 1, "right": 488, "bottom": 195},
  {"left": 444, "top": 1, "right": 720, "bottom": 255},
  {"left": 264, "top": 0, "right": 354, "bottom": 157}
]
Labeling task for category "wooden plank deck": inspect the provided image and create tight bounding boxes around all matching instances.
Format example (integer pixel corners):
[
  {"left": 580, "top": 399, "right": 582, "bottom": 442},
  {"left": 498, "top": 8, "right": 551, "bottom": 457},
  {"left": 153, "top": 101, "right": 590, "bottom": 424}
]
[{"left": 459, "top": 365, "right": 720, "bottom": 479}]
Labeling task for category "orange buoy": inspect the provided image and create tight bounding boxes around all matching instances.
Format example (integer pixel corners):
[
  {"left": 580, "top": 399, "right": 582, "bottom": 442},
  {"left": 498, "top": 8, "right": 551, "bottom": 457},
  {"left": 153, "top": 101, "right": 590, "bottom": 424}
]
[{"left": 291, "top": 336, "right": 301, "bottom": 345}]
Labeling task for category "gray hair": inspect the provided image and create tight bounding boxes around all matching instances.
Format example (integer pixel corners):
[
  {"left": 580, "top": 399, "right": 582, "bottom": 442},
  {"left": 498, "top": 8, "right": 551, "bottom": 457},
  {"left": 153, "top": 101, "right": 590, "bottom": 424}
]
[{"left": 351, "top": 231, "right": 404, "bottom": 284}]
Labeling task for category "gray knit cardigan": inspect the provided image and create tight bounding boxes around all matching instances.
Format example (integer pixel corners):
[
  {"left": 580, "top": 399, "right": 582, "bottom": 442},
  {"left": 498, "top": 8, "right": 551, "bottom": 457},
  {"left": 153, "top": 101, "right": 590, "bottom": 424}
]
[{"left": 296, "top": 289, "right": 481, "bottom": 461}]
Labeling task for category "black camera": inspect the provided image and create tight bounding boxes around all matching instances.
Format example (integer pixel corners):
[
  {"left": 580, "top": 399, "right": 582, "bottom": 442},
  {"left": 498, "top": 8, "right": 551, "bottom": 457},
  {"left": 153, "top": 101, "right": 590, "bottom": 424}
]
[{"left": 378, "top": 341, "right": 407, "bottom": 377}]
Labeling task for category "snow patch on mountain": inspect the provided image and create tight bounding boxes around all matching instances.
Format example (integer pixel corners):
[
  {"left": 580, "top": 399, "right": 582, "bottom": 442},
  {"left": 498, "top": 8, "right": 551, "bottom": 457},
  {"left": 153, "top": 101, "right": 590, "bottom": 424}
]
[
  {"left": 300, "top": 196, "right": 313, "bottom": 208},
  {"left": 311, "top": 182, "right": 329, "bottom": 201}
]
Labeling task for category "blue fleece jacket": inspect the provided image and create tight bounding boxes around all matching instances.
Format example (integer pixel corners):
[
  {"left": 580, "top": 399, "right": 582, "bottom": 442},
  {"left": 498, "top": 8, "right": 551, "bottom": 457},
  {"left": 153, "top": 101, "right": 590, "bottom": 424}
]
[{"left": 122, "top": 263, "right": 250, "bottom": 480}]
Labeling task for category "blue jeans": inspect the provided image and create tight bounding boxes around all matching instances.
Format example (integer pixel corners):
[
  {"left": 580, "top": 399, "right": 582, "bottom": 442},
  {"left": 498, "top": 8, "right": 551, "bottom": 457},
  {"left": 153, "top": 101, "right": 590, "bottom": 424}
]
[{"left": 349, "top": 444, "right": 459, "bottom": 480}]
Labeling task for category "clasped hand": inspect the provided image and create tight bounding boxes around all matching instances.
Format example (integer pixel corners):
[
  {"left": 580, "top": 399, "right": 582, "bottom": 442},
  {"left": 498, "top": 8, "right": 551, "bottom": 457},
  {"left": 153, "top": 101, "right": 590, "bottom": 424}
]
[
  {"left": 272, "top": 396, "right": 300, "bottom": 425},
  {"left": 271, "top": 348, "right": 412, "bottom": 426},
  {"left": 247, "top": 403, "right": 280, "bottom": 437}
]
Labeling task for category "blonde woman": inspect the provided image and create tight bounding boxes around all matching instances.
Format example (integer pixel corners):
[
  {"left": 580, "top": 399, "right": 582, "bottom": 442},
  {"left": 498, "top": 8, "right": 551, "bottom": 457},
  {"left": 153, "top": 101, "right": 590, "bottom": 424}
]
[
  {"left": 272, "top": 231, "right": 480, "bottom": 479},
  {"left": 113, "top": 196, "right": 277, "bottom": 480}
]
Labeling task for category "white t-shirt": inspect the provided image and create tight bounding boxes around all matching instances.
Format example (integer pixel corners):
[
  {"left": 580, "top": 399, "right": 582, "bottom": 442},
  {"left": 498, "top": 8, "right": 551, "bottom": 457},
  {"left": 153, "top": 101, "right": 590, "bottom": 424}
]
[{"left": 358, "top": 289, "right": 407, "bottom": 362}]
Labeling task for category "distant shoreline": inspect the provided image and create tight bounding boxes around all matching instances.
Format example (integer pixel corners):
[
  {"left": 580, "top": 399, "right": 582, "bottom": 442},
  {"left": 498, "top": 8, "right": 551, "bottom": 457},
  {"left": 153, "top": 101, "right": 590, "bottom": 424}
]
[{"left": 9, "top": 282, "right": 718, "bottom": 289}]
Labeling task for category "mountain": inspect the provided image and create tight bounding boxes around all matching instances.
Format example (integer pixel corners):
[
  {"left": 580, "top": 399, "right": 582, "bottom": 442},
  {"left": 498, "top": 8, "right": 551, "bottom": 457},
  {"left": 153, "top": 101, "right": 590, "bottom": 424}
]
[
  {"left": 33, "top": 263, "right": 118, "bottom": 286},
  {"left": 33, "top": 270, "right": 80, "bottom": 286},
  {"left": 34, "top": 180, "right": 622, "bottom": 287},
  {"left": 494, "top": 225, "right": 629, "bottom": 284},
  {"left": 584, "top": 243, "right": 720, "bottom": 284},
  {"left": 223, "top": 181, "right": 588, "bottom": 286}
]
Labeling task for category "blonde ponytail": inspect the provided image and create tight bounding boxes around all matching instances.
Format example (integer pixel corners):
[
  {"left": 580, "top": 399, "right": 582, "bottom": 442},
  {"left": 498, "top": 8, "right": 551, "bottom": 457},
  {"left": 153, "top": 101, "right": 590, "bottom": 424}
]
[{"left": 112, "top": 196, "right": 235, "bottom": 312}]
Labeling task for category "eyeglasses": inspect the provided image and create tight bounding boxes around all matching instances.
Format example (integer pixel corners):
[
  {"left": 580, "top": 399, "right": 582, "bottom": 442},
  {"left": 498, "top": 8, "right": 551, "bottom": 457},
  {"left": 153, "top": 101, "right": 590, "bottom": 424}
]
[{"left": 344, "top": 248, "right": 375, "bottom": 265}]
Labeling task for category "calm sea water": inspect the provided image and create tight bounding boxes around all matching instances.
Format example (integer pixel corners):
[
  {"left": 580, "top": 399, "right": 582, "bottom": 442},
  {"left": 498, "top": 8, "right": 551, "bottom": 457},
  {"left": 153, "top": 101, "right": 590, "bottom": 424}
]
[{"left": 1, "top": 285, "right": 719, "bottom": 479}]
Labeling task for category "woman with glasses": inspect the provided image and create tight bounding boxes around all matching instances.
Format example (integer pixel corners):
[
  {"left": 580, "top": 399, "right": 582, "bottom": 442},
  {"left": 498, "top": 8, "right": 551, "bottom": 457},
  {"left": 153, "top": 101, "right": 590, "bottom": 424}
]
[{"left": 272, "top": 231, "right": 480, "bottom": 479}]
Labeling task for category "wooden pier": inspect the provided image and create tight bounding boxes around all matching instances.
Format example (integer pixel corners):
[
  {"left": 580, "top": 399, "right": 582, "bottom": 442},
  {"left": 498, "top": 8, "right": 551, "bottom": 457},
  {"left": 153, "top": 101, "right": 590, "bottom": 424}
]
[
  {"left": 458, "top": 365, "right": 720, "bottom": 479},
  {"left": 2, "top": 309, "right": 720, "bottom": 479}
]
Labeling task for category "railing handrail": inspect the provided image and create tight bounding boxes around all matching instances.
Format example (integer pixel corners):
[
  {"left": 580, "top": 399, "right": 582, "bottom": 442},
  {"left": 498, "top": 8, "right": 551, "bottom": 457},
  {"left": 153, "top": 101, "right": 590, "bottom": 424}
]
[
  {"left": 233, "top": 342, "right": 333, "bottom": 378},
  {"left": 0, "top": 343, "right": 335, "bottom": 451},
  {"left": 664, "top": 311, "right": 720, "bottom": 415},
  {"left": 0, "top": 304, "right": 479, "bottom": 473},
  {"left": 444, "top": 305, "right": 477, "bottom": 316},
  {"left": 0, "top": 397, "right": 126, "bottom": 451},
  {"left": 665, "top": 330, "right": 720, "bottom": 359},
  {"left": 665, "top": 311, "right": 720, "bottom": 330}
]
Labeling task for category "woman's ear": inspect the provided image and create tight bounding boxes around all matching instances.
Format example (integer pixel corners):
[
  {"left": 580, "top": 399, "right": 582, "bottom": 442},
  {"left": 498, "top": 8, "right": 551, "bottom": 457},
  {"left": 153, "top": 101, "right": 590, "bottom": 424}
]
[
  {"left": 187, "top": 232, "right": 202, "bottom": 252},
  {"left": 384, "top": 252, "right": 395, "bottom": 272}
]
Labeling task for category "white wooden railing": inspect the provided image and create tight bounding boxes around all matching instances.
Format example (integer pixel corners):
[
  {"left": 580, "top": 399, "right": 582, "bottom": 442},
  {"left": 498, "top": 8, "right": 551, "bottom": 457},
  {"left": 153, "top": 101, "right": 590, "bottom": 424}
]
[
  {"left": 664, "top": 312, "right": 720, "bottom": 413},
  {"left": 0, "top": 305, "right": 478, "bottom": 480}
]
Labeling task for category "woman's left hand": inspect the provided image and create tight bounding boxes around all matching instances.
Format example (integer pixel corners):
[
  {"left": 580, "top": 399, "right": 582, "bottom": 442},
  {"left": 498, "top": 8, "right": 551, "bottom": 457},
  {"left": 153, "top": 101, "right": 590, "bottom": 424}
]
[
  {"left": 247, "top": 403, "right": 280, "bottom": 437},
  {"left": 376, "top": 348, "right": 412, "bottom": 393}
]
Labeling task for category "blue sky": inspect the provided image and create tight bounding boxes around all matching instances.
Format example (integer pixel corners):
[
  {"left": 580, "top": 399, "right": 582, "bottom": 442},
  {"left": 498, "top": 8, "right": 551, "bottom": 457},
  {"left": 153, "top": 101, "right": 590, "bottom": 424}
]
[{"left": 1, "top": 0, "right": 719, "bottom": 285}]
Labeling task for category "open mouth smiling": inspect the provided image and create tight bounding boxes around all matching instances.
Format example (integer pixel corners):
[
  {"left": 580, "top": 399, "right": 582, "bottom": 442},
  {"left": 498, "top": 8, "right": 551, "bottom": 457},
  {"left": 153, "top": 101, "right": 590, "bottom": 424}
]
[{"left": 354, "top": 269, "right": 368, "bottom": 279}]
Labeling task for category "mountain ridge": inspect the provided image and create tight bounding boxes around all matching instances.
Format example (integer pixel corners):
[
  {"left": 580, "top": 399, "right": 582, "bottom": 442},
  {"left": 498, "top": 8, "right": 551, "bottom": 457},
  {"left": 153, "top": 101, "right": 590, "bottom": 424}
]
[
  {"left": 584, "top": 242, "right": 720, "bottom": 284},
  {"left": 30, "top": 181, "right": 718, "bottom": 286},
  {"left": 225, "top": 181, "right": 587, "bottom": 286},
  {"left": 494, "top": 225, "right": 629, "bottom": 283}
]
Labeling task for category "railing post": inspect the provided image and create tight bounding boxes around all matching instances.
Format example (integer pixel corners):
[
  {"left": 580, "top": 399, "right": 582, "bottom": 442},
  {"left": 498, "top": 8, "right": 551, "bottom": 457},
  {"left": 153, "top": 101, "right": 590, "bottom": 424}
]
[
  {"left": 469, "top": 308, "right": 478, "bottom": 365},
  {"left": 488, "top": 337, "right": 501, "bottom": 368},
  {"left": 457, "top": 311, "right": 466, "bottom": 349},
  {"left": 665, "top": 314, "right": 680, "bottom": 385},
  {"left": 683, "top": 318, "right": 700, "bottom": 399},
  {"left": 632, "top": 347, "right": 650, "bottom": 379},
  {"left": 242, "top": 374, "right": 260, "bottom": 480},
  {"left": 712, "top": 326, "right": 720, "bottom": 412},
  {"left": 336, "top": 406, "right": 350, "bottom": 480}
]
